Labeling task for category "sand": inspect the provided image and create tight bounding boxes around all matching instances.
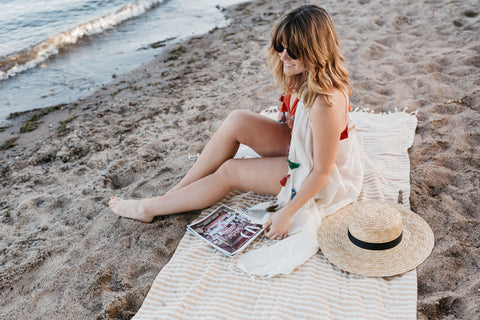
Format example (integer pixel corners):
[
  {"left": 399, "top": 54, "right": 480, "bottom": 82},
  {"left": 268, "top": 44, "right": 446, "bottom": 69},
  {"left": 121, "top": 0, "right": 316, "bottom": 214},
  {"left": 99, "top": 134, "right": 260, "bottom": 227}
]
[{"left": 0, "top": 0, "right": 479, "bottom": 319}]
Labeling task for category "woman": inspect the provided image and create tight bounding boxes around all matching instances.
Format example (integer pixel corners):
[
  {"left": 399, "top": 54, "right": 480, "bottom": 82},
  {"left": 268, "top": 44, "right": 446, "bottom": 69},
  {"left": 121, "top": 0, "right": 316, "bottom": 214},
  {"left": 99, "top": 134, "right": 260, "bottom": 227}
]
[{"left": 109, "top": 5, "right": 363, "bottom": 274}]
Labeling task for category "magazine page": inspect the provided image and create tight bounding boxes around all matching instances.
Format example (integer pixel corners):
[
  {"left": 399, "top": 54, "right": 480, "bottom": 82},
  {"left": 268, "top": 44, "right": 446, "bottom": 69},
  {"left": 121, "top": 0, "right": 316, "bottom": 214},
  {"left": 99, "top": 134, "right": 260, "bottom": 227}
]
[{"left": 187, "top": 205, "right": 265, "bottom": 256}]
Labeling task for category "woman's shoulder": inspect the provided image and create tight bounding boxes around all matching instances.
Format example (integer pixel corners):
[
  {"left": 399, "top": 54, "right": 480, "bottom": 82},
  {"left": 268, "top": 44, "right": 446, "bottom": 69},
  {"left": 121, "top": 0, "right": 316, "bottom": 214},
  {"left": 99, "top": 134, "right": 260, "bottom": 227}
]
[
  {"left": 308, "top": 90, "right": 347, "bottom": 135},
  {"left": 310, "top": 89, "right": 347, "bottom": 112}
]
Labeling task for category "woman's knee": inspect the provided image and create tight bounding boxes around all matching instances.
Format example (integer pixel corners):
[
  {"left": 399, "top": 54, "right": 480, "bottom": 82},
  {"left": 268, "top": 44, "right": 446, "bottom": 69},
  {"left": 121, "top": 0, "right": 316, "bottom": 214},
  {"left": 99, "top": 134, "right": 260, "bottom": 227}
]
[
  {"left": 215, "top": 159, "right": 240, "bottom": 190},
  {"left": 223, "top": 110, "right": 255, "bottom": 130}
]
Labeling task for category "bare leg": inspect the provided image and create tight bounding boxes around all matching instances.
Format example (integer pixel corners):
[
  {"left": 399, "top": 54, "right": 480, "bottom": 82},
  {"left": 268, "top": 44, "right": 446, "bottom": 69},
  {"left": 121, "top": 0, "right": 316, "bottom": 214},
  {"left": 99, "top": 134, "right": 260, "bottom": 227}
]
[
  {"left": 169, "top": 110, "right": 291, "bottom": 192},
  {"left": 109, "top": 156, "right": 288, "bottom": 222}
]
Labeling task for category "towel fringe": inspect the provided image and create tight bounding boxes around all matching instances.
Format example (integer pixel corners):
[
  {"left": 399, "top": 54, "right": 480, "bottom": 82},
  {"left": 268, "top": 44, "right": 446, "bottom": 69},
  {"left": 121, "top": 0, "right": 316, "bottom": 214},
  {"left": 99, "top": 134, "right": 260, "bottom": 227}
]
[
  {"left": 261, "top": 105, "right": 418, "bottom": 118},
  {"left": 351, "top": 107, "right": 418, "bottom": 117},
  {"left": 188, "top": 153, "right": 200, "bottom": 161},
  {"left": 265, "top": 105, "right": 279, "bottom": 113}
]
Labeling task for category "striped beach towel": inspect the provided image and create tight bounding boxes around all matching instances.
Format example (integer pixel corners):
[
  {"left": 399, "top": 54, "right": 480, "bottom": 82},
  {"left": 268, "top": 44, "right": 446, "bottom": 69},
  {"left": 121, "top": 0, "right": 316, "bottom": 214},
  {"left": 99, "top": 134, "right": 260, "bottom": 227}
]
[{"left": 133, "top": 110, "right": 418, "bottom": 320}]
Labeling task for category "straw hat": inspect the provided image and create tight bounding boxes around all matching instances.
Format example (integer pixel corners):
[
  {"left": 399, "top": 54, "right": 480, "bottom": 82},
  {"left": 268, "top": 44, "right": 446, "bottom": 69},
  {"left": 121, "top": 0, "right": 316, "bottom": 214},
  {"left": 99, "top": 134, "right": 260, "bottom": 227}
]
[{"left": 318, "top": 201, "right": 434, "bottom": 277}]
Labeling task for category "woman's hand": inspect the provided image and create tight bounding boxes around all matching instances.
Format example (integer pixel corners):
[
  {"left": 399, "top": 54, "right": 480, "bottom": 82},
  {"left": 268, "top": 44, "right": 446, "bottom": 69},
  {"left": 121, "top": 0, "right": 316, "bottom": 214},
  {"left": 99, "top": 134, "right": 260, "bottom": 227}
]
[{"left": 264, "top": 208, "right": 292, "bottom": 240}]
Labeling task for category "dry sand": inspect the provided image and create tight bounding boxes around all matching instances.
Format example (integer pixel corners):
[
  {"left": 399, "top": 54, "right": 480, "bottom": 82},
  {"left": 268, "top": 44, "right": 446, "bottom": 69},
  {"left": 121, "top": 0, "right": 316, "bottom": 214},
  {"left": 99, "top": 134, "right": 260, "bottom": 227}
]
[{"left": 0, "top": 0, "right": 479, "bottom": 319}]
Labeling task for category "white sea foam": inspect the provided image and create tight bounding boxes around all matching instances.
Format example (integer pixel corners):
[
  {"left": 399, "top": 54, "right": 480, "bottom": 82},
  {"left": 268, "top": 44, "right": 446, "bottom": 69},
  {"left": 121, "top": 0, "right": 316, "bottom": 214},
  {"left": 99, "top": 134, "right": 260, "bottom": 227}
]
[{"left": 0, "top": 0, "right": 166, "bottom": 81}]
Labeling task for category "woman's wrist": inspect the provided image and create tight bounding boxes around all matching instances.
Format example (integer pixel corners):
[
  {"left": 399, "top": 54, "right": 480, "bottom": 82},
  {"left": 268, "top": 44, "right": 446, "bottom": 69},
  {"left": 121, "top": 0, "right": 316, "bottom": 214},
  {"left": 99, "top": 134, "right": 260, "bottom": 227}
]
[{"left": 281, "top": 201, "right": 301, "bottom": 219}]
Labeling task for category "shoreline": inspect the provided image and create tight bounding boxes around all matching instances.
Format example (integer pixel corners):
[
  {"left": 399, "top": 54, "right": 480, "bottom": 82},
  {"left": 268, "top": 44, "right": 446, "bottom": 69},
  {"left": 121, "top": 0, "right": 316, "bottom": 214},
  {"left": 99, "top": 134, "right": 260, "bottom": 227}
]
[
  {"left": 0, "top": 0, "right": 276, "bottom": 157},
  {"left": 0, "top": 0, "right": 245, "bottom": 124},
  {"left": 1, "top": 0, "right": 479, "bottom": 319}
]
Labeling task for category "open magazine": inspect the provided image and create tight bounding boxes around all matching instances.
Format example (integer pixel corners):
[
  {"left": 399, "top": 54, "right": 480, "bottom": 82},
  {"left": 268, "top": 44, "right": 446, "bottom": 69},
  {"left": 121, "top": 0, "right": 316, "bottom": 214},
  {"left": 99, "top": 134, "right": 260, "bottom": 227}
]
[{"left": 187, "top": 205, "right": 265, "bottom": 256}]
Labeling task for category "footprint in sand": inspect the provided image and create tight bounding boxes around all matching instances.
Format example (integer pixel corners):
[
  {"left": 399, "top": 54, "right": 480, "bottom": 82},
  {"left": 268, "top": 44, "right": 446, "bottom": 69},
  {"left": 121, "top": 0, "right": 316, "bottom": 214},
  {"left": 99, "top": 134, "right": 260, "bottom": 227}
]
[{"left": 463, "top": 10, "right": 478, "bottom": 18}]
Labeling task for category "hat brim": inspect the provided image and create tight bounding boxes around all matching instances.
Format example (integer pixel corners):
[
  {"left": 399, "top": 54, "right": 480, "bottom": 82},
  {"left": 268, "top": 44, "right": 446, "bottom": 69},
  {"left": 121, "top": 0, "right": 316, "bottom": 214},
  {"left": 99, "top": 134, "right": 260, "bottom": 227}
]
[{"left": 318, "top": 201, "right": 434, "bottom": 277}]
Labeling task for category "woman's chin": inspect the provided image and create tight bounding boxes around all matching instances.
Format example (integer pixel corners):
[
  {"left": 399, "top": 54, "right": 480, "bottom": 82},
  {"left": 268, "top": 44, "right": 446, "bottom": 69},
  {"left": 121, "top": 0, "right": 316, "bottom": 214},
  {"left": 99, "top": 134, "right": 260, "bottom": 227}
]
[
  {"left": 283, "top": 67, "right": 302, "bottom": 76},
  {"left": 283, "top": 69, "right": 296, "bottom": 76}
]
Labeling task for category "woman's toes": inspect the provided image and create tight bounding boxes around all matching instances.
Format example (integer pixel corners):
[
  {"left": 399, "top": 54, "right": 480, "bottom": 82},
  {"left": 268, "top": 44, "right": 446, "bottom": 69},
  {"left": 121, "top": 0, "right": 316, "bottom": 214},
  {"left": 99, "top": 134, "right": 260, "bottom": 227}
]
[
  {"left": 109, "top": 197, "right": 121, "bottom": 207},
  {"left": 107, "top": 198, "right": 152, "bottom": 223}
]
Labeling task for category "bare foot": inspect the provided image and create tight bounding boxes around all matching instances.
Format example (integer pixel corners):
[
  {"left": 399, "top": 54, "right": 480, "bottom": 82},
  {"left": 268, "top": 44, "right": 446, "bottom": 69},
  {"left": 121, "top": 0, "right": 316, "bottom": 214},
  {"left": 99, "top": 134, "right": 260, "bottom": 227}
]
[{"left": 108, "top": 197, "right": 153, "bottom": 223}]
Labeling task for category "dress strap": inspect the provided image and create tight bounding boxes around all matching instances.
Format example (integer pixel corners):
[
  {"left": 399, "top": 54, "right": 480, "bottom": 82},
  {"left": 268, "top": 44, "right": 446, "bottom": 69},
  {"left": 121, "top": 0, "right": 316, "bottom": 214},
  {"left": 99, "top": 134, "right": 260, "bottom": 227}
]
[
  {"left": 342, "top": 90, "right": 350, "bottom": 114},
  {"left": 340, "top": 90, "right": 350, "bottom": 140}
]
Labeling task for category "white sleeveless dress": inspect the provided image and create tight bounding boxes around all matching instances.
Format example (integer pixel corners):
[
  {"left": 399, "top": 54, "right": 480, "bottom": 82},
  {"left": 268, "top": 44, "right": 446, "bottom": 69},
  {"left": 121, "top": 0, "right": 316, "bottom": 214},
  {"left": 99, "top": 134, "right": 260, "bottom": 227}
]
[{"left": 237, "top": 94, "right": 364, "bottom": 277}]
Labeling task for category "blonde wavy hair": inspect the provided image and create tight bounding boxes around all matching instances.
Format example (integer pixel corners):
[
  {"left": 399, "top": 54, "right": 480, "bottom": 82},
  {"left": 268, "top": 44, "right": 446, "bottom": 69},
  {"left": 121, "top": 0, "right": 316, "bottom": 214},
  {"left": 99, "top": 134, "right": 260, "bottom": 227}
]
[{"left": 268, "top": 5, "right": 350, "bottom": 108}]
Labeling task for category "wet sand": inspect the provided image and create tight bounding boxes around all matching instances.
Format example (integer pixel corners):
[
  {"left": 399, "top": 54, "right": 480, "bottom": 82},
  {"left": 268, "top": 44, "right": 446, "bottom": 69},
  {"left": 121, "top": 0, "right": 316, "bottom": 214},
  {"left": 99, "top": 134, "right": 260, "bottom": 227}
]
[{"left": 0, "top": 0, "right": 479, "bottom": 319}]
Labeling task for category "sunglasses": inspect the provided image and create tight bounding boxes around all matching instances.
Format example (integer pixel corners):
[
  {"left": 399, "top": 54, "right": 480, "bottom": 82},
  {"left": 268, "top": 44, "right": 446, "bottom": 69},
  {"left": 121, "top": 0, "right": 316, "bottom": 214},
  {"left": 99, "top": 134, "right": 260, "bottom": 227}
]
[{"left": 273, "top": 44, "right": 298, "bottom": 60}]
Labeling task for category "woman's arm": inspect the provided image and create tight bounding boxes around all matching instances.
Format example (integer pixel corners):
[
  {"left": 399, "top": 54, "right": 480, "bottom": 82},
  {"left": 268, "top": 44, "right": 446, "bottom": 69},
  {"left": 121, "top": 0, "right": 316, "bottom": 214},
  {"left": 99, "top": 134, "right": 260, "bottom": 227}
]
[{"left": 265, "top": 91, "right": 346, "bottom": 239}]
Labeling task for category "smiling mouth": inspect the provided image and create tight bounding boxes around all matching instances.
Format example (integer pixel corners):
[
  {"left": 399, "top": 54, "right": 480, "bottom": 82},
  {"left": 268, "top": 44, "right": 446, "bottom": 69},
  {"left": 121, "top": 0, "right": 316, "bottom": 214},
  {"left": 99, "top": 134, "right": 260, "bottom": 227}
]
[{"left": 285, "top": 63, "right": 296, "bottom": 68}]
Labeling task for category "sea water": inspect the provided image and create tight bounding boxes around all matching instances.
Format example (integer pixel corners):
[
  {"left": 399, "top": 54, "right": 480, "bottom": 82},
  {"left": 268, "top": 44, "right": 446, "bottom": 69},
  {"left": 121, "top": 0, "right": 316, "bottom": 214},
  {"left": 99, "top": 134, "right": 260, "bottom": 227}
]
[{"left": 0, "top": 0, "right": 246, "bottom": 123}]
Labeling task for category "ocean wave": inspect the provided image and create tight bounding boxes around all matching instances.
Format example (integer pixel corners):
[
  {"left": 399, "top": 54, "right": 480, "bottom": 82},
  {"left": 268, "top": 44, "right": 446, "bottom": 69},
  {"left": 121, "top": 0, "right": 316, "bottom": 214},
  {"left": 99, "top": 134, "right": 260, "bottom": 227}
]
[{"left": 0, "top": 0, "right": 166, "bottom": 81}]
